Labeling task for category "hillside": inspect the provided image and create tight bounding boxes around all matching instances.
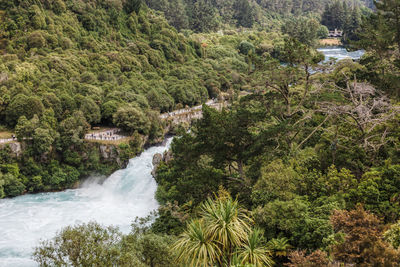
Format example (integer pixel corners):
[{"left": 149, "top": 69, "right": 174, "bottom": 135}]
[
  {"left": 0, "top": 0, "right": 274, "bottom": 198},
  {"left": 1, "top": 0, "right": 202, "bottom": 126},
  {"left": 2, "top": 0, "right": 400, "bottom": 266},
  {"left": 144, "top": 0, "right": 374, "bottom": 32}
]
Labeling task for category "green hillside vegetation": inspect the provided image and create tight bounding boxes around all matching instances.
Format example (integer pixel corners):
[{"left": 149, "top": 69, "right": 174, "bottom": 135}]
[
  {"left": 0, "top": 0, "right": 276, "bottom": 198},
  {"left": 147, "top": 0, "right": 400, "bottom": 264},
  {"left": 0, "top": 0, "right": 374, "bottom": 199},
  {"left": 4, "top": 0, "right": 400, "bottom": 266},
  {"left": 144, "top": 0, "right": 373, "bottom": 32}
]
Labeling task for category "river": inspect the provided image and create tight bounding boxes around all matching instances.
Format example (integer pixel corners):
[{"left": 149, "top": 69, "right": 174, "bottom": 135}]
[
  {"left": 0, "top": 138, "right": 172, "bottom": 266},
  {"left": 317, "top": 46, "right": 365, "bottom": 63},
  {"left": 0, "top": 46, "right": 364, "bottom": 267}
]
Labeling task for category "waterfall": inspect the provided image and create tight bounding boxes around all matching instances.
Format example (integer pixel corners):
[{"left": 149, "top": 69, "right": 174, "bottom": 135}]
[
  {"left": 0, "top": 138, "right": 173, "bottom": 267},
  {"left": 0, "top": 47, "right": 365, "bottom": 267}
]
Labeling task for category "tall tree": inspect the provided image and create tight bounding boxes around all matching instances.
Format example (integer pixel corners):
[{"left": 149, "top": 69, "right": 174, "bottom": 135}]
[
  {"left": 342, "top": 6, "right": 362, "bottom": 43},
  {"left": 321, "top": 0, "right": 348, "bottom": 30},
  {"left": 375, "top": 0, "right": 400, "bottom": 49},
  {"left": 282, "top": 17, "right": 321, "bottom": 46},
  {"left": 233, "top": 0, "right": 254, "bottom": 28},
  {"left": 189, "top": 0, "right": 219, "bottom": 32}
]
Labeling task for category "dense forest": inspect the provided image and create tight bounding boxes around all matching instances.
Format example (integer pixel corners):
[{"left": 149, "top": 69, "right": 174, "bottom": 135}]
[
  {"left": 1, "top": 0, "right": 400, "bottom": 266},
  {"left": 145, "top": 0, "right": 374, "bottom": 32},
  {"left": 0, "top": 0, "right": 260, "bottom": 197}
]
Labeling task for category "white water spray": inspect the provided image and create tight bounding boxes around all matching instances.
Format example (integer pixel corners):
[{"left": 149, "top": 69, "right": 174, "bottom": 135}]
[
  {"left": 0, "top": 138, "right": 172, "bottom": 267},
  {"left": 317, "top": 46, "right": 365, "bottom": 63},
  {"left": 0, "top": 47, "right": 364, "bottom": 267}
]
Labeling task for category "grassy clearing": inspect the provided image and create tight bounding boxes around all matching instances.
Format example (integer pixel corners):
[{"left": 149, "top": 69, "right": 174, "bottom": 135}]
[
  {"left": 0, "top": 131, "right": 13, "bottom": 139},
  {"left": 319, "top": 38, "right": 342, "bottom": 46}
]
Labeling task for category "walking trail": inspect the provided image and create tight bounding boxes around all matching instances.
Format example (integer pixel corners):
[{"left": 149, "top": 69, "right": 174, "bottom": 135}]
[{"left": 0, "top": 100, "right": 224, "bottom": 144}]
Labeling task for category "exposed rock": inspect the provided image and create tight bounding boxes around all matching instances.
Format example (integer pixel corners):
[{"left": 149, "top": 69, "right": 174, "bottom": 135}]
[
  {"left": 0, "top": 142, "right": 22, "bottom": 157},
  {"left": 98, "top": 144, "right": 124, "bottom": 167},
  {"left": 151, "top": 150, "right": 174, "bottom": 178},
  {"left": 163, "top": 150, "right": 173, "bottom": 163},
  {"left": 151, "top": 153, "right": 163, "bottom": 177},
  {"left": 153, "top": 153, "right": 163, "bottom": 166},
  {"left": 9, "top": 142, "right": 22, "bottom": 157},
  {"left": 99, "top": 145, "right": 110, "bottom": 159}
]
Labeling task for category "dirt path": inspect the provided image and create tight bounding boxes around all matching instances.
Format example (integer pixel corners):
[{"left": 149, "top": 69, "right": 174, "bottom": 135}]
[
  {"left": 159, "top": 99, "right": 222, "bottom": 120},
  {"left": 0, "top": 100, "right": 226, "bottom": 144}
]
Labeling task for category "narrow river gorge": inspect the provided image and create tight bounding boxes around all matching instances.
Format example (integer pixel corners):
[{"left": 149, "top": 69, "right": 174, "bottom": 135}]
[{"left": 0, "top": 47, "right": 363, "bottom": 266}]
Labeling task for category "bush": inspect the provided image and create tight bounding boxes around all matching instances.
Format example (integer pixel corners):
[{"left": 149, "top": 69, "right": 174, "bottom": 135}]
[
  {"left": 52, "top": 0, "right": 66, "bottom": 14},
  {"left": 113, "top": 106, "right": 151, "bottom": 134},
  {"left": 28, "top": 32, "right": 46, "bottom": 49},
  {"left": 6, "top": 94, "right": 44, "bottom": 126},
  {"left": 238, "top": 41, "right": 255, "bottom": 55}
]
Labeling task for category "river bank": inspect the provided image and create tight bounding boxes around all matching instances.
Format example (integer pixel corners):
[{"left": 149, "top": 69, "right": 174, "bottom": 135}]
[
  {"left": 0, "top": 46, "right": 366, "bottom": 266},
  {"left": 0, "top": 138, "right": 174, "bottom": 267},
  {"left": 319, "top": 38, "right": 342, "bottom": 46}
]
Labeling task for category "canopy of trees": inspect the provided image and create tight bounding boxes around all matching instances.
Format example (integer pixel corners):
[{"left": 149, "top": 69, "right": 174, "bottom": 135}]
[{"left": 3, "top": 0, "right": 400, "bottom": 266}]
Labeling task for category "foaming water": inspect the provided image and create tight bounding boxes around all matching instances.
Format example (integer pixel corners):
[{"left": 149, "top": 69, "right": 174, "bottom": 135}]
[
  {"left": 317, "top": 46, "right": 365, "bottom": 62},
  {"left": 0, "top": 138, "right": 173, "bottom": 266}
]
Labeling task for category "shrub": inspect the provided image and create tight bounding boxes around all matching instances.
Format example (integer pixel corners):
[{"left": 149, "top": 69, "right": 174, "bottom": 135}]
[
  {"left": 28, "top": 31, "right": 46, "bottom": 49},
  {"left": 238, "top": 41, "right": 255, "bottom": 55},
  {"left": 113, "top": 106, "right": 151, "bottom": 134}
]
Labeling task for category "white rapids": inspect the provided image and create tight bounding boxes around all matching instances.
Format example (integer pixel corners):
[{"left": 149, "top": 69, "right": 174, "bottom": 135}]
[
  {"left": 0, "top": 138, "right": 172, "bottom": 267},
  {"left": 318, "top": 46, "right": 365, "bottom": 62},
  {"left": 0, "top": 47, "right": 364, "bottom": 267}
]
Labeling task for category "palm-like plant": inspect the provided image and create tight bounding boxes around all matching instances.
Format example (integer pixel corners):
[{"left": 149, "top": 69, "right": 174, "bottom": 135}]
[
  {"left": 173, "top": 190, "right": 255, "bottom": 267},
  {"left": 201, "top": 193, "right": 252, "bottom": 265},
  {"left": 267, "top": 237, "right": 292, "bottom": 257},
  {"left": 237, "top": 228, "right": 274, "bottom": 267},
  {"left": 173, "top": 219, "right": 220, "bottom": 267}
]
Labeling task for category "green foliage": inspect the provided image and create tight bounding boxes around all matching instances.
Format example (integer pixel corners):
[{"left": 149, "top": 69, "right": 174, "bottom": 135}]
[
  {"left": 317, "top": 25, "right": 329, "bottom": 39},
  {"left": 33, "top": 222, "right": 133, "bottom": 266},
  {"left": 0, "top": 0, "right": 268, "bottom": 199},
  {"left": 173, "top": 191, "right": 273, "bottom": 267},
  {"left": 356, "top": 3, "right": 400, "bottom": 94},
  {"left": 321, "top": 0, "right": 348, "bottom": 30},
  {"left": 33, "top": 127, "right": 56, "bottom": 155},
  {"left": 145, "top": 0, "right": 369, "bottom": 33},
  {"left": 385, "top": 220, "right": 400, "bottom": 249},
  {"left": 238, "top": 41, "right": 255, "bottom": 56},
  {"left": 152, "top": 38, "right": 399, "bottom": 257},
  {"left": 2, "top": 2, "right": 399, "bottom": 265},
  {"left": 6, "top": 94, "right": 44, "bottom": 126},
  {"left": 233, "top": 0, "right": 254, "bottom": 28},
  {"left": 0, "top": 172, "right": 25, "bottom": 197},
  {"left": 253, "top": 197, "right": 335, "bottom": 250},
  {"left": 113, "top": 106, "right": 151, "bottom": 134},
  {"left": 27, "top": 31, "right": 46, "bottom": 48},
  {"left": 34, "top": 220, "right": 176, "bottom": 267},
  {"left": 124, "top": 0, "right": 143, "bottom": 14},
  {"left": 282, "top": 17, "right": 321, "bottom": 46}
]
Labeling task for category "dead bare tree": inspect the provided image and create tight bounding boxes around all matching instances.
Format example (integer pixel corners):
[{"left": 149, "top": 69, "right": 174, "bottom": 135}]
[{"left": 319, "top": 77, "right": 398, "bottom": 155}]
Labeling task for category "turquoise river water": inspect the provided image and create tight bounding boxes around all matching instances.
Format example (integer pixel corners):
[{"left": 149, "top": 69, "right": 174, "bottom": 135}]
[{"left": 0, "top": 47, "right": 364, "bottom": 266}]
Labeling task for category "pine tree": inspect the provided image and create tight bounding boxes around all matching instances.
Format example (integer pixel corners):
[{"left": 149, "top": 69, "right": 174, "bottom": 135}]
[
  {"left": 189, "top": 0, "right": 219, "bottom": 32},
  {"left": 375, "top": 0, "right": 400, "bottom": 49},
  {"left": 233, "top": 0, "right": 254, "bottom": 28},
  {"left": 342, "top": 7, "right": 361, "bottom": 43},
  {"left": 321, "top": 0, "right": 348, "bottom": 30}
]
